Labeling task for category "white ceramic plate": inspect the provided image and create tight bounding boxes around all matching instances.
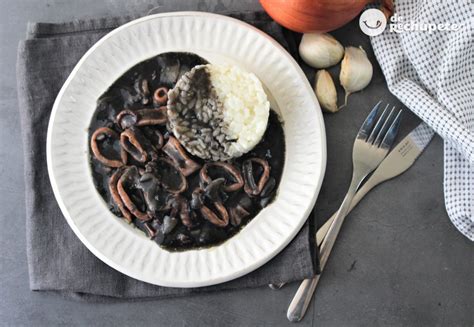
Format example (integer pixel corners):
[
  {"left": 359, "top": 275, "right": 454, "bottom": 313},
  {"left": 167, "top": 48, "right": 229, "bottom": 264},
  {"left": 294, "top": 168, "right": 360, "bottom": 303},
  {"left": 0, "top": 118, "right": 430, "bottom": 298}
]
[{"left": 47, "top": 12, "right": 326, "bottom": 287}]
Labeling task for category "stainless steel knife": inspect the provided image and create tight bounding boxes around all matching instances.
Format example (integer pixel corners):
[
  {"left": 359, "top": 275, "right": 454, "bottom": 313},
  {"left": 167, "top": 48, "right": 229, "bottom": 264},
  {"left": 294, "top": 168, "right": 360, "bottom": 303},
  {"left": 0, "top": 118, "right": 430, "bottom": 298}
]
[
  {"left": 316, "top": 122, "right": 435, "bottom": 245},
  {"left": 286, "top": 122, "right": 435, "bottom": 322}
]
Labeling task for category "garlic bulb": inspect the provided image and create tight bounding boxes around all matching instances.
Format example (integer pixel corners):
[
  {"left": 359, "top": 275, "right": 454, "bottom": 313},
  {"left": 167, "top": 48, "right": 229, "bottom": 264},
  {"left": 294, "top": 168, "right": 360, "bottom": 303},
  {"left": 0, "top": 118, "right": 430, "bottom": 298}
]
[
  {"left": 315, "top": 70, "right": 338, "bottom": 113},
  {"left": 339, "top": 46, "right": 373, "bottom": 107},
  {"left": 299, "top": 33, "right": 344, "bottom": 69}
]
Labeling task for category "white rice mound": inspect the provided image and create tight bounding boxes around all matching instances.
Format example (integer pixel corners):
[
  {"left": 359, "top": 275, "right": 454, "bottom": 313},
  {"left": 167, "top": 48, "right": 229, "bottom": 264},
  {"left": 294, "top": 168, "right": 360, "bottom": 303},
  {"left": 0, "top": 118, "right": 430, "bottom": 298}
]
[{"left": 208, "top": 64, "right": 270, "bottom": 158}]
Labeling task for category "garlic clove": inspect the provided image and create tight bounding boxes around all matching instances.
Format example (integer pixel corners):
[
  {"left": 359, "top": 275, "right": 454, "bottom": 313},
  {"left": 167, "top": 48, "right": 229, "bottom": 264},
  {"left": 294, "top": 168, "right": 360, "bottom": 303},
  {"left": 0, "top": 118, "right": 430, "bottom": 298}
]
[
  {"left": 339, "top": 46, "right": 373, "bottom": 107},
  {"left": 299, "top": 33, "right": 344, "bottom": 69},
  {"left": 315, "top": 70, "right": 338, "bottom": 113}
]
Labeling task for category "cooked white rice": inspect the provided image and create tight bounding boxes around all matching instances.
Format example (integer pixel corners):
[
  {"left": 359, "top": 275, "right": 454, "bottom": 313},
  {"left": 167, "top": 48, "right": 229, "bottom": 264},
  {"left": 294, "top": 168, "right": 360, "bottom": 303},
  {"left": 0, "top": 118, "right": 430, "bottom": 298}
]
[
  {"left": 207, "top": 64, "right": 270, "bottom": 158},
  {"left": 167, "top": 64, "right": 270, "bottom": 161}
]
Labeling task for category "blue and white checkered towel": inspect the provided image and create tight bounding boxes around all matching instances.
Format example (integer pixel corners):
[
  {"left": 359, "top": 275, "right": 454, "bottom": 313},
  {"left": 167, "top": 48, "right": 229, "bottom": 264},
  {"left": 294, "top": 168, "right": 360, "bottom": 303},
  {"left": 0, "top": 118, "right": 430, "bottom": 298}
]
[{"left": 371, "top": 0, "right": 473, "bottom": 240}]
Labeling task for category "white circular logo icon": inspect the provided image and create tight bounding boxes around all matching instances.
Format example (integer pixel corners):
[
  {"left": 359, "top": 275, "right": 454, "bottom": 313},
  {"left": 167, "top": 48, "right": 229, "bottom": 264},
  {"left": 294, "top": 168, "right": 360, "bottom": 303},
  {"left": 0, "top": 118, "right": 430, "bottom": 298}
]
[{"left": 359, "top": 9, "right": 387, "bottom": 36}]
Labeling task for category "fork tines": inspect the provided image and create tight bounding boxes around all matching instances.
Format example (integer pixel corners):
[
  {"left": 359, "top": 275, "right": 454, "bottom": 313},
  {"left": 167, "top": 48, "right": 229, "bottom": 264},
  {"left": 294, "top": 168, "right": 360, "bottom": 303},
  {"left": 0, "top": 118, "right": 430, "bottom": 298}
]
[{"left": 358, "top": 101, "right": 402, "bottom": 149}]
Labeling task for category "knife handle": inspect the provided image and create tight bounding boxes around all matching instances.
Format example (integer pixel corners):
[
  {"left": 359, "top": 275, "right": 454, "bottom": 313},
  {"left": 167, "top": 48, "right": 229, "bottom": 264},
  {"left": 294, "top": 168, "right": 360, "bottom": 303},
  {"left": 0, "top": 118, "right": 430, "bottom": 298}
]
[
  {"left": 269, "top": 177, "right": 381, "bottom": 290},
  {"left": 287, "top": 176, "right": 383, "bottom": 320},
  {"left": 315, "top": 175, "right": 381, "bottom": 245}
]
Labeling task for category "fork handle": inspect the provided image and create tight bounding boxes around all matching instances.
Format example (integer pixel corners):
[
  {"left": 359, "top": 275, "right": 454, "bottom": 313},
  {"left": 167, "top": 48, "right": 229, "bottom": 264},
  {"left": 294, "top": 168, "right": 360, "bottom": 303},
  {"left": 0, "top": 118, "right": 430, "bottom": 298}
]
[
  {"left": 287, "top": 174, "right": 362, "bottom": 322},
  {"left": 269, "top": 175, "right": 381, "bottom": 290},
  {"left": 287, "top": 275, "right": 321, "bottom": 321}
]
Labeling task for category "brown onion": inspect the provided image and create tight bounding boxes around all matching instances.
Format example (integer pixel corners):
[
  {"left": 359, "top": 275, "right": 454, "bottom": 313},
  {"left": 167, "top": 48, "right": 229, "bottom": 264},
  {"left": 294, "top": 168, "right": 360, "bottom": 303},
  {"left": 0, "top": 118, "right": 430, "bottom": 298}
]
[{"left": 259, "top": 0, "right": 393, "bottom": 33}]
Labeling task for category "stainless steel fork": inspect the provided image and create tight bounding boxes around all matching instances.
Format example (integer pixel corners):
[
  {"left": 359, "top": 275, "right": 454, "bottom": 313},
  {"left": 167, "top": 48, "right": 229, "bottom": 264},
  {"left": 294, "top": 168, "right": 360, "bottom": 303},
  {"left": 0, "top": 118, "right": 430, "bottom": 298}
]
[{"left": 287, "top": 101, "right": 402, "bottom": 322}]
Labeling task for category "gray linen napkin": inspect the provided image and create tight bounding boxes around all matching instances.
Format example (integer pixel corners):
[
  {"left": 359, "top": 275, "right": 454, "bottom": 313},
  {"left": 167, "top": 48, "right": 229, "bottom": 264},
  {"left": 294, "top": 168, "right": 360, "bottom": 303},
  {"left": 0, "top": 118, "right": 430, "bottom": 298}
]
[{"left": 16, "top": 10, "right": 318, "bottom": 299}]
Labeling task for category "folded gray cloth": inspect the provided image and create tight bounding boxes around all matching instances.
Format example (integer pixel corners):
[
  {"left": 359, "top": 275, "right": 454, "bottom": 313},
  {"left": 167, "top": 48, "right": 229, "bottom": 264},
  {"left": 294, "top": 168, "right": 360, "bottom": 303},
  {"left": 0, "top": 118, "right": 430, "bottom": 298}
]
[{"left": 16, "top": 10, "right": 318, "bottom": 299}]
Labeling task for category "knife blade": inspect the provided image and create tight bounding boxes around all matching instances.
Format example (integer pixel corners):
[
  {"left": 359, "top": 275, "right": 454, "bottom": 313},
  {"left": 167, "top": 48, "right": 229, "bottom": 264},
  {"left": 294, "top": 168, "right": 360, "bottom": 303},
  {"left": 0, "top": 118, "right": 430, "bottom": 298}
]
[
  {"left": 286, "top": 122, "right": 435, "bottom": 321},
  {"left": 315, "top": 122, "right": 435, "bottom": 246},
  {"left": 269, "top": 122, "right": 435, "bottom": 291}
]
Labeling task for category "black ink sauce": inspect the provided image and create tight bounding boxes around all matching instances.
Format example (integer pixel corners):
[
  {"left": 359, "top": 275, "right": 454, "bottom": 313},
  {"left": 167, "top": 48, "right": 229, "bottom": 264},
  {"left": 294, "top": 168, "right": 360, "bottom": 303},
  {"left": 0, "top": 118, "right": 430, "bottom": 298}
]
[{"left": 88, "top": 52, "right": 285, "bottom": 251}]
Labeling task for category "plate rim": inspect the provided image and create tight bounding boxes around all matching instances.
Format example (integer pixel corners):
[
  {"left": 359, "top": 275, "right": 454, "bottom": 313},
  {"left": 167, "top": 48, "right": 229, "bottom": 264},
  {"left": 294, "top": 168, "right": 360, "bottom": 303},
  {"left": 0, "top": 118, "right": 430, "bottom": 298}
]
[{"left": 46, "top": 11, "right": 327, "bottom": 287}]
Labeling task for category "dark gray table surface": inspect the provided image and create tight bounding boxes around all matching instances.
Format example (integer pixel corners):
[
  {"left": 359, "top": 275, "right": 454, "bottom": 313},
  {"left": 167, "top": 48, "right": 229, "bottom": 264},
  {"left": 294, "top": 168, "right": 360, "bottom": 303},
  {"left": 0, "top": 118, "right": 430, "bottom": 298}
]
[{"left": 1, "top": 0, "right": 472, "bottom": 326}]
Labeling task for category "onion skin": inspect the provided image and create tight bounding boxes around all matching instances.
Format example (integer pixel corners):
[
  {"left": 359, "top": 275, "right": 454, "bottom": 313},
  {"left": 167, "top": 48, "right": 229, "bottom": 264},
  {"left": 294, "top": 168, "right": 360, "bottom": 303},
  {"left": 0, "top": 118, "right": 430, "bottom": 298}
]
[{"left": 259, "top": 0, "right": 390, "bottom": 33}]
